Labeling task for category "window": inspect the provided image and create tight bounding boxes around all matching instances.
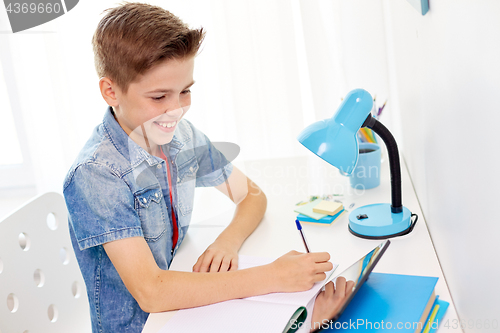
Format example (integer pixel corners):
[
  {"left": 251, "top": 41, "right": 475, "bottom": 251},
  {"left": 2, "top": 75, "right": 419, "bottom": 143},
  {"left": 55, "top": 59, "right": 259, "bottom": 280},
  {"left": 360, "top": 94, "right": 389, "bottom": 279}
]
[
  {"left": 0, "top": 37, "right": 35, "bottom": 190},
  {"left": 0, "top": 61, "right": 23, "bottom": 166}
]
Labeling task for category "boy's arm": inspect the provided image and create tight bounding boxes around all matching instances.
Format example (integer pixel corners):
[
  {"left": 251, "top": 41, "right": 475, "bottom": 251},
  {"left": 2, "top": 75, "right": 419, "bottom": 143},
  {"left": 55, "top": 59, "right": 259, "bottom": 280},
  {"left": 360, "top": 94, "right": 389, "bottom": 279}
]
[
  {"left": 103, "top": 236, "right": 332, "bottom": 313},
  {"left": 193, "top": 166, "right": 267, "bottom": 272}
]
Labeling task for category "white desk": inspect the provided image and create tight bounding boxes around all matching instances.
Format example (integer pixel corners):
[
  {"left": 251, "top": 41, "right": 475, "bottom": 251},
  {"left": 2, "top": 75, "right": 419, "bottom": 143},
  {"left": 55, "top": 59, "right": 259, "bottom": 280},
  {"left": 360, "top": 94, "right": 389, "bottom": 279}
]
[{"left": 143, "top": 155, "right": 461, "bottom": 333}]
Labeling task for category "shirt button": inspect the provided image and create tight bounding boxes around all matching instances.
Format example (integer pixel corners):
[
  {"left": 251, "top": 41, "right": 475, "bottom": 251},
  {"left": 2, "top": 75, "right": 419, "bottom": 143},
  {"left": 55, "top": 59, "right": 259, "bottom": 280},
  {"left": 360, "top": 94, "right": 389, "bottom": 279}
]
[
  {"left": 157, "top": 164, "right": 162, "bottom": 169},
  {"left": 177, "top": 177, "right": 180, "bottom": 182},
  {"left": 189, "top": 167, "right": 194, "bottom": 172},
  {"left": 142, "top": 198, "right": 147, "bottom": 203},
  {"left": 155, "top": 193, "right": 159, "bottom": 198},
  {"left": 171, "top": 160, "right": 174, "bottom": 164},
  {"left": 171, "top": 249, "right": 174, "bottom": 255}
]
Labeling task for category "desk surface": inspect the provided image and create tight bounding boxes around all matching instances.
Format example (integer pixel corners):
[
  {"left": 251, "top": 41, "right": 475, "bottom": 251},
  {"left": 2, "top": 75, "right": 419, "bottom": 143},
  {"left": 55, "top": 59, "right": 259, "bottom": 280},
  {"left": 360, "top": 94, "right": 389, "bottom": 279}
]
[{"left": 143, "top": 155, "right": 461, "bottom": 333}]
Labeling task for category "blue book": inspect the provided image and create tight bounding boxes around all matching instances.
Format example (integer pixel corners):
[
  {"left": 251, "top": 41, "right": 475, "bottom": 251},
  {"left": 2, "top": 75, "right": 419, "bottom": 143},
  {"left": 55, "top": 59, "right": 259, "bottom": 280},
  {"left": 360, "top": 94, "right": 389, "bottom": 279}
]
[
  {"left": 297, "top": 209, "right": 345, "bottom": 225},
  {"left": 322, "top": 273, "right": 448, "bottom": 332},
  {"left": 423, "top": 296, "right": 449, "bottom": 333}
]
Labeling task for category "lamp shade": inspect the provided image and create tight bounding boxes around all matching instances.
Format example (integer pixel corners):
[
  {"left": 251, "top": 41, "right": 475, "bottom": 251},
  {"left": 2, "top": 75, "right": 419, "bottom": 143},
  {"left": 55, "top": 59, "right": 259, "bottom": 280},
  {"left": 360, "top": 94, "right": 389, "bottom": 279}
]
[{"left": 297, "top": 89, "right": 373, "bottom": 175}]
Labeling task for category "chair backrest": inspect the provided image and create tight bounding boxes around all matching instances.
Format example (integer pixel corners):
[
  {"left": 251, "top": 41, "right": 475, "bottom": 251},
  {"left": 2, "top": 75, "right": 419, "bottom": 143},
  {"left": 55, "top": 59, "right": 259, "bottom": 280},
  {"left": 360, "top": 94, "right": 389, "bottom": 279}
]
[{"left": 0, "top": 192, "right": 91, "bottom": 332}]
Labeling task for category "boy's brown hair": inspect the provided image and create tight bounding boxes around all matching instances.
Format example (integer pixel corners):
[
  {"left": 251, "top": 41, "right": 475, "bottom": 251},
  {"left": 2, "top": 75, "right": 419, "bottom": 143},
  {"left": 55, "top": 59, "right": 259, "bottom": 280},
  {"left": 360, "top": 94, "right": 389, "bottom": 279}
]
[{"left": 92, "top": 2, "right": 205, "bottom": 93}]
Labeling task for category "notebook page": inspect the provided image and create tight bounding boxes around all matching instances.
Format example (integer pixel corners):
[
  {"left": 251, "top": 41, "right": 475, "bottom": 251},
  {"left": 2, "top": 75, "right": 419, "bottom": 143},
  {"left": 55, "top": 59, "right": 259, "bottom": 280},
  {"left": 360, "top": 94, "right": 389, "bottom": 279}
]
[{"left": 158, "top": 299, "right": 301, "bottom": 333}]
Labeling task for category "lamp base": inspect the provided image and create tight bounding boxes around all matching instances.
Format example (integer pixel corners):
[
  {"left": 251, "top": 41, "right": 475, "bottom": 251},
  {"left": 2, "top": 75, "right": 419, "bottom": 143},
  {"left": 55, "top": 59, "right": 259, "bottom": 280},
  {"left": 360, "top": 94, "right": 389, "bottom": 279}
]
[{"left": 348, "top": 203, "right": 414, "bottom": 239}]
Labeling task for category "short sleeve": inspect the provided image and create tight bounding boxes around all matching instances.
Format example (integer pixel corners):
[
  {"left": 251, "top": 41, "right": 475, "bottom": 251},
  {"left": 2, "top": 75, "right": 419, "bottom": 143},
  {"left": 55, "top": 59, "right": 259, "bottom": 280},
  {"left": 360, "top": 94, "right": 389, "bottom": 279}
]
[
  {"left": 63, "top": 163, "right": 143, "bottom": 250},
  {"left": 187, "top": 124, "right": 233, "bottom": 188}
]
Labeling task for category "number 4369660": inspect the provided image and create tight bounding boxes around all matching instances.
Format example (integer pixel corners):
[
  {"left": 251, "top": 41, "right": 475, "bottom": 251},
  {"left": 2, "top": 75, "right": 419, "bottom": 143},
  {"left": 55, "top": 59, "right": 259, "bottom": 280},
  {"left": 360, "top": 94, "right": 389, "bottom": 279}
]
[
  {"left": 444, "top": 319, "right": 498, "bottom": 330},
  {"left": 6, "top": 3, "right": 62, "bottom": 14}
]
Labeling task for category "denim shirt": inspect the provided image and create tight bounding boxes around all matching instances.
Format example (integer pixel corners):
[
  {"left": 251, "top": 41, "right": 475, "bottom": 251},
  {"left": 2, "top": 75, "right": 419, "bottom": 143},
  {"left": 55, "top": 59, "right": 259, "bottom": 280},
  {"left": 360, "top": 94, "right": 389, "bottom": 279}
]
[{"left": 63, "top": 108, "right": 232, "bottom": 333}]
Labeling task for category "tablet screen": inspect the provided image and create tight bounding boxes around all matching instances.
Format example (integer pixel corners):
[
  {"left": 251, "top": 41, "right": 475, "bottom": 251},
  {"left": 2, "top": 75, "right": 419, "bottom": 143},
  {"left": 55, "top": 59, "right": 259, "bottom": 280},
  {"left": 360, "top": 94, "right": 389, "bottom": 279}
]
[{"left": 314, "top": 240, "right": 390, "bottom": 332}]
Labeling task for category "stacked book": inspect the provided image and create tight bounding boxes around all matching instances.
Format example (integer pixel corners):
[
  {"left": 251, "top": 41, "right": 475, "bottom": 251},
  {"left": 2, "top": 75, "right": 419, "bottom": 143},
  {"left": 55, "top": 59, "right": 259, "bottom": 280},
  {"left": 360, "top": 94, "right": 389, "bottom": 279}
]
[
  {"left": 294, "top": 199, "right": 345, "bottom": 225},
  {"left": 325, "top": 273, "right": 449, "bottom": 333}
]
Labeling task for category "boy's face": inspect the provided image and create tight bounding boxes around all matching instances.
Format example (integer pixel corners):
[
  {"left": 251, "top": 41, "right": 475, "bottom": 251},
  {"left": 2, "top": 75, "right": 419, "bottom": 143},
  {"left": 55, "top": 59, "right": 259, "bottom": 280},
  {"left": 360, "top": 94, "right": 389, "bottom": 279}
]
[{"left": 111, "top": 57, "right": 195, "bottom": 153}]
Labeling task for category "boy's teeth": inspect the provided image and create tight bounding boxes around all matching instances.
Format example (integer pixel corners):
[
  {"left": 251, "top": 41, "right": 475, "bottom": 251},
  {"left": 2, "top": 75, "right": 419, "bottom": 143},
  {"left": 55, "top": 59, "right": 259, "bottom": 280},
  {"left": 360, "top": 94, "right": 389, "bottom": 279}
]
[{"left": 159, "top": 121, "right": 176, "bottom": 128}]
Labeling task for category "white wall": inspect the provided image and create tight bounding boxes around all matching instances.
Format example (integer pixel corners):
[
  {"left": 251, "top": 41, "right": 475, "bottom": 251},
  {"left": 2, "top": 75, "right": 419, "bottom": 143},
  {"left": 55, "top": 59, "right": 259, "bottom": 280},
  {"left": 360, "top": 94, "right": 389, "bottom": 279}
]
[
  {"left": 299, "top": 0, "right": 392, "bottom": 128},
  {"left": 384, "top": 0, "right": 500, "bottom": 329}
]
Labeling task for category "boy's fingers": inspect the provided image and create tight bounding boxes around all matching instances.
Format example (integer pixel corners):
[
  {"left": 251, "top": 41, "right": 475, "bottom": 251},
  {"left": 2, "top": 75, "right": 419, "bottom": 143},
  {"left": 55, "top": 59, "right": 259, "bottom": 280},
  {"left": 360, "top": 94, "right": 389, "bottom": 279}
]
[
  {"left": 209, "top": 255, "right": 224, "bottom": 273},
  {"left": 219, "top": 258, "right": 231, "bottom": 272},
  {"left": 323, "top": 281, "right": 334, "bottom": 294},
  {"left": 208, "top": 261, "right": 220, "bottom": 273},
  {"left": 314, "top": 272, "right": 327, "bottom": 282},
  {"left": 229, "top": 258, "right": 238, "bottom": 271},
  {"left": 199, "top": 256, "right": 213, "bottom": 273},
  {"left": 335, "top": 277, "right": 347, "bottom": 295},
  {"left": 192, "top": 255, "right": 204, "bottom": 272},
  {"left": 345, "top": 280, "right": 355, "bottom": 296},
  {"left": 315, "top": 261, "right": 334, "bottom": 273},
  {"left": 310, "top": 252, "right": 331, "bottom": 263}
]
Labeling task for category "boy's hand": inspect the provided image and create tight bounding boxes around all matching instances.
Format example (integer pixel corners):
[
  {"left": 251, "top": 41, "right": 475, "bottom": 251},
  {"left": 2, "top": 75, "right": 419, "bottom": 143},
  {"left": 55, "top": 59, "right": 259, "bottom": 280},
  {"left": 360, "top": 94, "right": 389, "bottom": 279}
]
[
  {"left": 268, "top": 251, "right": 333, "bottom": 293},
  {"left": 192, "top": 238, "right": 240, "bottom": 273},
  {"left": 310, "top": 277, "right": 355, "bottom": 332}
]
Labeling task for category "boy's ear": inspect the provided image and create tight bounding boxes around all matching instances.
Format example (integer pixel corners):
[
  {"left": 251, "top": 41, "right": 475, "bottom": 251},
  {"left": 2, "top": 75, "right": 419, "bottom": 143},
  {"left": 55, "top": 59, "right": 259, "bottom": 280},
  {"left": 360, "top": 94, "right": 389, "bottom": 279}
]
[{"left": 99, "top": 77, "right": 119, "bottom": 107}]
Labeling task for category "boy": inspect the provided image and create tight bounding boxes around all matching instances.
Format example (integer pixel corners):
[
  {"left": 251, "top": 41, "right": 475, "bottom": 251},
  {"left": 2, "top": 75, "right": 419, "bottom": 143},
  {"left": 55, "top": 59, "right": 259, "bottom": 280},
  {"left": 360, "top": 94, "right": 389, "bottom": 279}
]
[{"left": 63, "top": 3, "right": 350, "bottom": 332}]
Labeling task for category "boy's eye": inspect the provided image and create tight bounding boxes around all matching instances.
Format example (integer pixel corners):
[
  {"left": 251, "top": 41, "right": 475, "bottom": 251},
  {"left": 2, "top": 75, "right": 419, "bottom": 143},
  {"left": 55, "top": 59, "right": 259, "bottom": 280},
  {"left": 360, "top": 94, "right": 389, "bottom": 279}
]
[{"left": 151, "top": 90, "right": 190, "bottom": 101}]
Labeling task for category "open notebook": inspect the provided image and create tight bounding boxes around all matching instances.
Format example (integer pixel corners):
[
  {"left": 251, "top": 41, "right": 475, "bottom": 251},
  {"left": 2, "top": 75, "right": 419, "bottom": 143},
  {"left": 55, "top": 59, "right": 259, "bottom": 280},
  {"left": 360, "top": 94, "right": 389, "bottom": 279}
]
[{"left": 157, "top": 255, "right": 338, "bottom": 333}]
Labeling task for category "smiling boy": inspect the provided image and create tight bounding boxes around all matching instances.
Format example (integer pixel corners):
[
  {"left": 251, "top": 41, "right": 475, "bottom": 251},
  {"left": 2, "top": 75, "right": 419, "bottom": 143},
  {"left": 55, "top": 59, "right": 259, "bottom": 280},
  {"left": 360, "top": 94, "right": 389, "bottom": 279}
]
[{"left": 63, "top": 3, "right": 347, "bottom": 333}]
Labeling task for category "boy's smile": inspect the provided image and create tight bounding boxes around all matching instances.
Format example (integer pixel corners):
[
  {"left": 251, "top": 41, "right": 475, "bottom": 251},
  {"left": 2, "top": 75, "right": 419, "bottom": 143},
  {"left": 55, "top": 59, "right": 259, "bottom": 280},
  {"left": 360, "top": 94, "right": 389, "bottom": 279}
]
[
  {"left": 154, "top": 120, "right": 178, "bottom": 131},
  {"left": 103, "top": 56, "right": 195, "bottom": 156}
]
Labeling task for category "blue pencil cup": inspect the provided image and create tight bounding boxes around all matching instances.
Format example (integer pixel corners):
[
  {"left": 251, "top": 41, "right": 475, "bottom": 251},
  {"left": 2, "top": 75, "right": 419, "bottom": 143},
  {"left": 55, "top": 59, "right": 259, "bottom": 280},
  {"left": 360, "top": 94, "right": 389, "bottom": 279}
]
[{"left": 349, "top": 143, "right": 381, "bottom": 190}]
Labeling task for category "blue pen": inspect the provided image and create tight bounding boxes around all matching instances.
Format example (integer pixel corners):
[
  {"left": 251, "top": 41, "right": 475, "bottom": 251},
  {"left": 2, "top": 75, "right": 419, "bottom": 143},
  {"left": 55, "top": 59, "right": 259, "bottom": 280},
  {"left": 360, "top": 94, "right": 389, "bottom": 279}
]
[{"left": 295, "top": 219, "right": 311, "bottom": 253}]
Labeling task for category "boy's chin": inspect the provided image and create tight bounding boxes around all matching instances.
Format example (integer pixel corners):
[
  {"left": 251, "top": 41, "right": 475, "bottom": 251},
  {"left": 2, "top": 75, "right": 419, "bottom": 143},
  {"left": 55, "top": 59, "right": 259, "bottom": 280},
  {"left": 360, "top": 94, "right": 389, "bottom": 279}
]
[{"left": 150, "top": 132, "right": 175, "bottom": 146}]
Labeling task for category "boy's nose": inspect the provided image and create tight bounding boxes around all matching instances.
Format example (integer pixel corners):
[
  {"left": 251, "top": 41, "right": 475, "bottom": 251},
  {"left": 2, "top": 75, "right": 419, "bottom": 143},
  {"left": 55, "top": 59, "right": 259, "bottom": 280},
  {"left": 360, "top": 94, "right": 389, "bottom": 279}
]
[{"left": 165, "top": 106, "right": 185, "bottom": 118}]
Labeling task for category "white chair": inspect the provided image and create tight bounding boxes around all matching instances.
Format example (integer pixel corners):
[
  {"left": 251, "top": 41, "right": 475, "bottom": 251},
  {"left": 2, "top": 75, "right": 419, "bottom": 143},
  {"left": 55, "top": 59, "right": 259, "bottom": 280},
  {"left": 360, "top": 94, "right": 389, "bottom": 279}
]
[{"left": 0, "top": 192, "right": 91, "bottom": 332}]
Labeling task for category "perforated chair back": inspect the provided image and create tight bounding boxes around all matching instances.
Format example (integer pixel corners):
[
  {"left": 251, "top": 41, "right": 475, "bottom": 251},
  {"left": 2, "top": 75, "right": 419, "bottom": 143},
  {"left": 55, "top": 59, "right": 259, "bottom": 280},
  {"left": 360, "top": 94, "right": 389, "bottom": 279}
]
[{"left": 0, "top": 192, "right": 91, "bottom": 332}]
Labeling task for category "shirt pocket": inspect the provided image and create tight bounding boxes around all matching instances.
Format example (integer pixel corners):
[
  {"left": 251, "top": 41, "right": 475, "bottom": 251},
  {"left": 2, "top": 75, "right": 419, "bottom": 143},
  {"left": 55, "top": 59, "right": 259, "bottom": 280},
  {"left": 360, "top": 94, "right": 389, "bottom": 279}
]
[
  {"left": 176, "top": 157, "right": 198, "bottom": 221},
  {"left": 134, "top": 185, "right": 167, "bottom": 242}
]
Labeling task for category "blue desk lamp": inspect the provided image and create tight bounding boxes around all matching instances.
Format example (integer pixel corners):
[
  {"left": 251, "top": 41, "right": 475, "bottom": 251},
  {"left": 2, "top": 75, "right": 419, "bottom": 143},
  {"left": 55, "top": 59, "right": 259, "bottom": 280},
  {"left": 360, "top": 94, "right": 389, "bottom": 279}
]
[{"left": 297, "top": 89, "right": 416, "bottom": 239}]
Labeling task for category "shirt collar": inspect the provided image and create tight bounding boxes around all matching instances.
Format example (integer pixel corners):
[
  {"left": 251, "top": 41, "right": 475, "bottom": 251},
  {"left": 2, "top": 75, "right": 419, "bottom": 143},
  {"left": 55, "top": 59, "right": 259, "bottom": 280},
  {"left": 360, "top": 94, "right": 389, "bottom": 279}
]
[{"left": 102, "top": 107, "right": 185, "bottom": 168}]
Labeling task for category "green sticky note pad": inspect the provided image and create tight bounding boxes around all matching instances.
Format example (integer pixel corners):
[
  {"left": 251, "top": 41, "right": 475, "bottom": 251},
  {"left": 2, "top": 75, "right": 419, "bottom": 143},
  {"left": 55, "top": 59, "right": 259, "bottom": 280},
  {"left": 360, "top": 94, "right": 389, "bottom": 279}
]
[{"left": 293, "top": 199, "right": 327, "bottom": 220}]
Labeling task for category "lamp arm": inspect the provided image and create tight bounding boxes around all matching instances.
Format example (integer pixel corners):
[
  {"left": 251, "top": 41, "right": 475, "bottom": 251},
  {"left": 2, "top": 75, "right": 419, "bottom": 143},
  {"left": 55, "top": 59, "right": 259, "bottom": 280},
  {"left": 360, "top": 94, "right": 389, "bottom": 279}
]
[{"left": 362, "top": 115, "right": 402, "bottom": 213}]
